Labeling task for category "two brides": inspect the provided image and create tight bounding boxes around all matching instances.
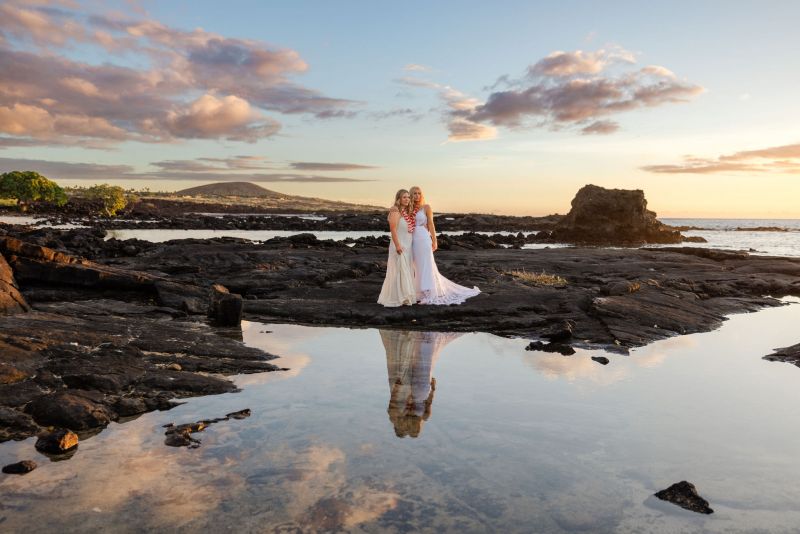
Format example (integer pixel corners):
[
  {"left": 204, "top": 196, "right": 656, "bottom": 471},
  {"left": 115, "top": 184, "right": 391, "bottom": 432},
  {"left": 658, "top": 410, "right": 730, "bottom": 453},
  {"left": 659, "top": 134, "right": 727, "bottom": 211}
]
[{"left": 377, "top": 186, "right": 480, "bottom": 307}]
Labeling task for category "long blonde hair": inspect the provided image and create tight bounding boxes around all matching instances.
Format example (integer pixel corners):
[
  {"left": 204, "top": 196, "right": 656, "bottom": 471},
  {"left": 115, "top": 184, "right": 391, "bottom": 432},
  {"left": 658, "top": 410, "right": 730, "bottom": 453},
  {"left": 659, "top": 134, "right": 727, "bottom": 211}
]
[
  {"left": 391, "top": 189, "right": 410, "bottom": 213},
  {"left": 409, "top": 185, "right": 425, "bottom": 211}
]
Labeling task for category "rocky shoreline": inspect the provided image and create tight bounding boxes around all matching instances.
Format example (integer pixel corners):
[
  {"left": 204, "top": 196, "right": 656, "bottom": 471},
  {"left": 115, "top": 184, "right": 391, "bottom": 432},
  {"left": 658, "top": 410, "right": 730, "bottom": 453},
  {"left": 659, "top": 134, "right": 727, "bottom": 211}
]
[
  {"left": 2, "top": 220, "right": 800, "bottom": 447},
  {"left": 2, "top": 182, "right": 799, "bottom": 456}
]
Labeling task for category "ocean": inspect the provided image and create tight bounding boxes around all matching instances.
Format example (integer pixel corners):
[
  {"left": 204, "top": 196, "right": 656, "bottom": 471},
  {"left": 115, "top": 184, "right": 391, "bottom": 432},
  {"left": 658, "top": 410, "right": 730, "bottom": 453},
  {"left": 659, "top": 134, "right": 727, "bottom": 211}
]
[{"left": 2, "top": 215, "right": 800, "bottom": 257}]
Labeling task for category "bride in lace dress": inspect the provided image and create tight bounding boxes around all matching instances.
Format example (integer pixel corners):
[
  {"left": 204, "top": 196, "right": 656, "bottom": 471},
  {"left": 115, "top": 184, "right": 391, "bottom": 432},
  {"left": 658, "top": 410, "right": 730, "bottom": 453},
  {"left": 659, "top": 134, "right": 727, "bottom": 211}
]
[
  {"left": 409, "top": 186, "right": 480, "bottom": 305},
  {"left": 377, "top": 189, "right": 417, "bottom": 307}
]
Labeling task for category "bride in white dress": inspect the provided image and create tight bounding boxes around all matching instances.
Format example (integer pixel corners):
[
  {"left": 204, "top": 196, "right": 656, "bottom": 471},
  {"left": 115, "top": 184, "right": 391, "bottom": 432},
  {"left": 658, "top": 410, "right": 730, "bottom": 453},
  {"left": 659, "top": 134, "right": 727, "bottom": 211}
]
[
  {"left": 377, "top": 189, "right": 417, "bottom": 307},
  {"left": 409, "top": 186, "right": 480, "bottom": 305}
]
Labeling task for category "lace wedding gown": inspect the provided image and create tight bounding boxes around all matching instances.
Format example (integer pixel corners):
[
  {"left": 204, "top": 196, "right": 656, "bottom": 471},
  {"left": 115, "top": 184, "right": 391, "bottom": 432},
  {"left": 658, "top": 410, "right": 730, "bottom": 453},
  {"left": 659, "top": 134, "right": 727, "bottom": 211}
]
[
  {"left": 412, "top": 208, "right": 480, "bottom": 305},
  {"left": 377, "top": 215, "right": 416, "bottom": 307}
]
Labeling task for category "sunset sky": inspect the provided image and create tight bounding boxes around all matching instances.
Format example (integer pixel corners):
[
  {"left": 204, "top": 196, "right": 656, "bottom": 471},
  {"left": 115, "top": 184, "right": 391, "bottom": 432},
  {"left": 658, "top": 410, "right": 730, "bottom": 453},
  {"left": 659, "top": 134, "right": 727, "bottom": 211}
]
[{"left": 1, "top": 0, "right": 799, "bottom": 217}]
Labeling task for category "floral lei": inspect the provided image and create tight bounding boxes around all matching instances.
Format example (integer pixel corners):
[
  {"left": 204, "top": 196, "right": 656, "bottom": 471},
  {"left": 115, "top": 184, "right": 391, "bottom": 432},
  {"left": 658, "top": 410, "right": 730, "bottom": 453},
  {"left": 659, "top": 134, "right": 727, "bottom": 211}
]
[{"left": 401, "top": 205, "right": 419, "bottom": 233}]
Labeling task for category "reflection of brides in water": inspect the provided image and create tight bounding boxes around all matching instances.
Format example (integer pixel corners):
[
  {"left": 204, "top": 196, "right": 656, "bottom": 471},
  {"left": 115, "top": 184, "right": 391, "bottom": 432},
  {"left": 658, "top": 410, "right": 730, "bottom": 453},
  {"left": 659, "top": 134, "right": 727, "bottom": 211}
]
[{"left": 380, "top": 330, "right": 463, "bottom": 438}]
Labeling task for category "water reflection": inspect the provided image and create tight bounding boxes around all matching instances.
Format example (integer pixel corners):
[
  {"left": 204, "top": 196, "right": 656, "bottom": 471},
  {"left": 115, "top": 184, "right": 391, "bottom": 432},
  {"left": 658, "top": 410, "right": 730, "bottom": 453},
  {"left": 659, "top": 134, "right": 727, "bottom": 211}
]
[{"left": 380, "top": 330, "right": 462, "bottom": 438}]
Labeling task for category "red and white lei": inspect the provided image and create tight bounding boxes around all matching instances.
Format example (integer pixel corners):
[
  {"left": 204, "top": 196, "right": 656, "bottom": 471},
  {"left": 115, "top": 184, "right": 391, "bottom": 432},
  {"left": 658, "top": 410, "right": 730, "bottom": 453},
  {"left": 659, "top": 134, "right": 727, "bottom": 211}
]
[{"left": 401, "top": 206, "right": 418, "bottom": 233}]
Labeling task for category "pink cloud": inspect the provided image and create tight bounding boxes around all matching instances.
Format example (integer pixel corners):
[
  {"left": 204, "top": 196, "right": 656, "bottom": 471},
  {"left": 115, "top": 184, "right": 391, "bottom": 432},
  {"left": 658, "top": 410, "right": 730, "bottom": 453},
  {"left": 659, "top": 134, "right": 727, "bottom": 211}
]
[
  {"left": 642, "top": 143, "right": 800, "bottom": 174},
  {"left": 0, "top": 1, "right": 356, "bottom": 146},
  {"left": 165, "top": 94, "right": 280, "bottom": 142},
  {"left": 470, "top": 57, "right": 703, "bottom": 132},
  {"left": 399, "top": 47, "right": 702, "bottom": 141}
]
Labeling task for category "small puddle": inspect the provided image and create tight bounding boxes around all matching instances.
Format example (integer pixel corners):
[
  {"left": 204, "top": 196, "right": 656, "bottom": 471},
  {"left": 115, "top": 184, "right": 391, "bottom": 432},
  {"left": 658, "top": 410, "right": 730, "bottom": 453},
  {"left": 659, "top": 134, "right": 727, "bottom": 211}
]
[{"left": 2, "top": 302, "right": 800, "bottom": 532}]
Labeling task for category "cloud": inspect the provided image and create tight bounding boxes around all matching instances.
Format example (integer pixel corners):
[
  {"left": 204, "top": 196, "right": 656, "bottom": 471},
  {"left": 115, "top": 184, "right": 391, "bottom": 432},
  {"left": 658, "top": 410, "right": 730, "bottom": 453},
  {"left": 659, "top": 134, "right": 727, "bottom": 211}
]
[
  {"left": 581, "top": 120, "right": 619, "bottom": 135},
  {"left": 396, "top": 77, "right": 497, "bottom": 142},
  {"left": 447, "top": 119, "right": 497, "bottom": 141},
  {"left": 468, "top": 49, "right": 703, "bottom": 132},
  {"left": 642, "top": 142, "right": 800, "bottom": 174},
  {"left": 153, "top": 156, "right": 273, "bottom": 172},
  {"left": 165, "top": 94, "right": 280, "bottom": 142},
  {"left": 0, "top": 157, "right": 134, "bottom": 179},
  {"left": 290, "top": 162, "right": 378, "bottom": 171},
  {"left": 527, "top": 48, "right": 635, "bottom": 78},
  {"left": 399, "top": 47, "right": 702, "bottom": 141},
  {"left": 403, "top": 63, "right": 431, "bottom": 72},
  {"left": 0, "top": 157, "right": 370, "bottom": 183},
  {"left": 0, "top": 2, "right": 357, "bottom": 146}
]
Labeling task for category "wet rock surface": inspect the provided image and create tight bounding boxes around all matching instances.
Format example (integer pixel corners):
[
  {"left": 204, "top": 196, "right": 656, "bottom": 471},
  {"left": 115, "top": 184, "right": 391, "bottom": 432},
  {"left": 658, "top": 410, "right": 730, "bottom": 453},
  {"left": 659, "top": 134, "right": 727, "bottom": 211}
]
[
  {"left": 654, "top": 481, "right": 714, "bottom": 514},
  {"left": 163, "top": 408, "right": 252, "bottom": 448},
  {"left": 2, "top": 222, "right": 800, "bottom": 445},
  {"left": 763, "top": 342, "right": 800, "bottom": 368},
  {"left": 2, "top": 459, "right": 37, "bottom": 474},
  {"left": 0, "top": 232, "right": 282, "bottom": 444},
  {"left": 35, "top": 429, "right": 79, "bottom": 455}
]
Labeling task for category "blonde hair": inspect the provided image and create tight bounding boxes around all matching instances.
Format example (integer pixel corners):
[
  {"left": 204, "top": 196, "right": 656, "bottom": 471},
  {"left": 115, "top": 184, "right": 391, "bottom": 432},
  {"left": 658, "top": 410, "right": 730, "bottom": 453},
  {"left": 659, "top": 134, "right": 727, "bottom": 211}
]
[
  {"left": 409, "top": 185, "right": 425, "bottom": 211},
  {"left": 390, "top": 189, "right": 410, "bottom": 213}
]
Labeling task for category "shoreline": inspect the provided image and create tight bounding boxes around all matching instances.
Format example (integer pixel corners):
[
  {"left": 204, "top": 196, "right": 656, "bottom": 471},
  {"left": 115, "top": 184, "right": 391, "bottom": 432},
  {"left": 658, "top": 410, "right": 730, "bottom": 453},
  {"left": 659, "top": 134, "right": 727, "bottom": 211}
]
[{"left": 2, "top": 222, "right": 800, "bottom": 446}]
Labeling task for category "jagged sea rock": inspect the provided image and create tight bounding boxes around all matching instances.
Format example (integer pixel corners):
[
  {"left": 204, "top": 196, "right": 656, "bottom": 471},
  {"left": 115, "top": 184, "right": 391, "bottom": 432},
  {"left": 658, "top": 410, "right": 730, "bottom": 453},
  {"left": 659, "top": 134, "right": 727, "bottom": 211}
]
[
  {"left": 551, "top": 184, "right": 683, "bottom": 245},
  {"left": 654, "top": 481, "right": 714, "bottom": 514},
  {"left": 763, "top": 342, "right": 800, "bottom": 368}
]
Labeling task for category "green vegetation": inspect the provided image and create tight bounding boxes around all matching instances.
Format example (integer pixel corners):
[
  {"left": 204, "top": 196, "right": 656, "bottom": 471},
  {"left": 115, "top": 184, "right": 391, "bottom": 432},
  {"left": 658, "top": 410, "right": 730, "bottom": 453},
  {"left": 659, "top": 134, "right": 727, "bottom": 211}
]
[
  {"left": 0, "top": 171, "right": 67, "bottom": 210},
  {"left": 507, "top": 269, "right": 568, "bottom": 287},
  {"left": 84, "top": 184, "right": 128, "bottom": 216}
]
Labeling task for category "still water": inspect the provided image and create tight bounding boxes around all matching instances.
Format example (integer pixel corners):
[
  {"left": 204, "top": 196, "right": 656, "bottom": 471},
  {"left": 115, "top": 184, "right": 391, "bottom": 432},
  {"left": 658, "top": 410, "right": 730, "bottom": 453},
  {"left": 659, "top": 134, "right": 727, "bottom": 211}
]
[{"left": 2, "top": 301, "right": 800, "bottom": 532}]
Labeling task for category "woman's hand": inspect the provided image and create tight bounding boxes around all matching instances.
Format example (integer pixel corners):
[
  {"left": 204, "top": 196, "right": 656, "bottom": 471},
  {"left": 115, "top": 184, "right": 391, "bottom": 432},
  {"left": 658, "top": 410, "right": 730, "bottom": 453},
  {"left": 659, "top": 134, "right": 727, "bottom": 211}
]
[
  {"left": 396, "top": 245, "right": 404, "bottom": 254},
  {"left": 431, "top": 239, "right": 438, "bottom": 252}
]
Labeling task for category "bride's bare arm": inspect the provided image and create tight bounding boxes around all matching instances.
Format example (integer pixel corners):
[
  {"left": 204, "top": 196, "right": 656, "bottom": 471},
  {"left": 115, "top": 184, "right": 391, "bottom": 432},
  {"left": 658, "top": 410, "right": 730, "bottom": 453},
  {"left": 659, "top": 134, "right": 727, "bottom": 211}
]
[
  {"left": 388, "top": 208, "right": 404, "bottom": 254},
  {"left": 425, "top": 205, "right": 438, "bottom": 252}
]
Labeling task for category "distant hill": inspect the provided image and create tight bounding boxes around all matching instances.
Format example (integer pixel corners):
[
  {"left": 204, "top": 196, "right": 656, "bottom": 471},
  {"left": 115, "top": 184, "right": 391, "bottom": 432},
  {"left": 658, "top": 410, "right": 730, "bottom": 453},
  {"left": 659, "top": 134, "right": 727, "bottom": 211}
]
[
  {"left": 165, "top": 181, "right": 382, "bottom": 213},
  {"left": 175, "top": 182, "right": 281, "bottom": 198}
]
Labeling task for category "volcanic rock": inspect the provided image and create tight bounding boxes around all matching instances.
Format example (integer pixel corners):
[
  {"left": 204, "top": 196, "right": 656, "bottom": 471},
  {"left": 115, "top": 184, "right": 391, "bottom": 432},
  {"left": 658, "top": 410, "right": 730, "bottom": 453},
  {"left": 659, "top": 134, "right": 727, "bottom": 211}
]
[
  {"left": 0, "top": 253, "right": 29, "bottom": 315},
  {"left": 35, "top": 429, "right": 79, "bottom": 455},
  {"left": 525, "top": 341, "right": 576, "bottom": 356},
  {"left": 654, "top": 481, "right": 714, "bottom": 514},
  {"left": 551, "top": 184, "right": 683, "bottom": 245},
  {"left": 763, "top": 342, "right": 800, "bottom": 368},
  {"left": 209, "top": 284, "right": 243, "bottom": 326},
  {"left": 27, "top": 390, "right": 114, "bottom": 430},
  {"left": 2, "top": 459, "right": 37, "bottom": 474}
]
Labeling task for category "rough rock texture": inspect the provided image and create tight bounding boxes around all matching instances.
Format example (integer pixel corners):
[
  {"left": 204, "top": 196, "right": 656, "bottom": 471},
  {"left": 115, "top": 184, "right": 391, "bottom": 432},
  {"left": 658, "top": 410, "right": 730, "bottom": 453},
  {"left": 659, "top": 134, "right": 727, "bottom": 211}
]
[
  {"left": 763, "top": 342, "right": 800, "bottom": 368},
  {"left": 550, "top": 184, "right": 683, "bottom": 245},
  {"left": 209, "top": 284, "right": 243, "bottom": 326},
  {"left": 0, "top": 300, "right": 281, "bottom": 443},
  {"left": 2, "top": 224, "right": 800, "bottom": 444},
  {"left": 654, "top": 481, "right": 714, "bottom": 514},
  {"left": 14, "top": 229, "right": 792, "bottom": 350},
  {"left": 2, "top": 459, "right": 37, "bottom": 474},
  {"left": 163, "top": 408, "right": 251, "bottom": 448},
  {"left": 35, "top": 429, "right": 79, "bottom": 455},
  {"left": 0, "top": 252, "right": 29, "bottom": 315},
  {"left": 1, "top": 236, "right": 158, "bottom": 291}
]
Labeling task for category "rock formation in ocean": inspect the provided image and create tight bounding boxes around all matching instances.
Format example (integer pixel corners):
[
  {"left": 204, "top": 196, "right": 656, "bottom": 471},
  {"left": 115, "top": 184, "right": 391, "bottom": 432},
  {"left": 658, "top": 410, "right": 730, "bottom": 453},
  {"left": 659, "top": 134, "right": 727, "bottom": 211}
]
[{"left": 550, "top": 184, "right": 683, "bottom": 245}]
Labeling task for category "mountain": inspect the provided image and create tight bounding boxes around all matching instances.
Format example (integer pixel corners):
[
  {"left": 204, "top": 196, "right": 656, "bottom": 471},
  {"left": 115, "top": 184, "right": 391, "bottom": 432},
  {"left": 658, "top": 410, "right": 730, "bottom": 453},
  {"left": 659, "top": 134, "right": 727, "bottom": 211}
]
[
  {"left": 166, "top": 181, "right": 382, "bottom": 212},
  {"left": 175, "top": 182, "right": 281, "bottom": 198}
]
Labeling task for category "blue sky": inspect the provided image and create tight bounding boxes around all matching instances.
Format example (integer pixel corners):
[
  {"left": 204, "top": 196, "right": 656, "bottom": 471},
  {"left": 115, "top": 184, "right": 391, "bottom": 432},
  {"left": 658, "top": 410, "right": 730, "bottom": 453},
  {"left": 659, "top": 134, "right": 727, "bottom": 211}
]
[{"left": 1, "top": 0, "right": 799, "bottom": 216}]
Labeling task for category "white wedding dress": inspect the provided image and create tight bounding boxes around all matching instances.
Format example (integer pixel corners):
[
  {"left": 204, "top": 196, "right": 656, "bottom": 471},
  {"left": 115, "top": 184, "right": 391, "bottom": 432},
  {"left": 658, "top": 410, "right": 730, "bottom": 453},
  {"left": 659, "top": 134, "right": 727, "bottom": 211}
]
[
  {"left": 412, "top": 207, "right": 481, "bottom": 305},
  {"left": 377, "top": 212, "right": 416, "bottom": 307}
]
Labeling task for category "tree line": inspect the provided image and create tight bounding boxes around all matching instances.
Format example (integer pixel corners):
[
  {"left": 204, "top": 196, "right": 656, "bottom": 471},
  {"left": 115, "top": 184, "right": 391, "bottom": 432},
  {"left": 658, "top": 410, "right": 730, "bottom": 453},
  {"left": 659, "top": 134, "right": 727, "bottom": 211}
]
[{"left": 0, "top": 171, "right": 128, "bottom": 216}]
